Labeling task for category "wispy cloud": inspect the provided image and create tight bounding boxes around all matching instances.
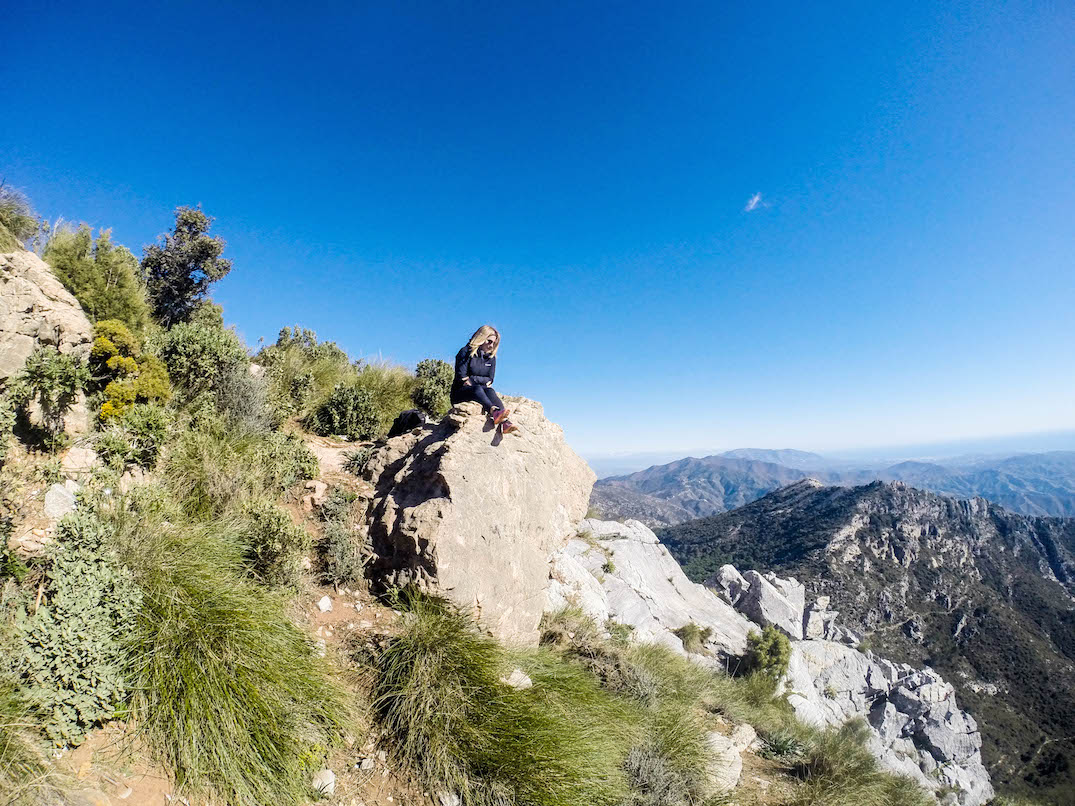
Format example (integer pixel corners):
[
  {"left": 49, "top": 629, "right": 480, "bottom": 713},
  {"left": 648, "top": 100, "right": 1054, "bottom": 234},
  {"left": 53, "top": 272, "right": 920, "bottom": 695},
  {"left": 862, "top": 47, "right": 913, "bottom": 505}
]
[{"left": 744, "top": 192, "right": 765, "bottom": 212}]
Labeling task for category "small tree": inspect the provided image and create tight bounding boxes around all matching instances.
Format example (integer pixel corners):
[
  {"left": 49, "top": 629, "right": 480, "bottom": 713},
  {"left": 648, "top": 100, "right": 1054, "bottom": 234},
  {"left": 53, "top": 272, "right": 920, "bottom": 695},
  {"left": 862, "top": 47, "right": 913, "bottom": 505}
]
[
  {"left": 141, "top": 207, "right": 232, "bottom": 327},
  {"left": 413, "top": 358, "right": 453, "bottom": 416},
  {"left": 44, "top": 226, "right": 151, "bottom": 333},
  {"left": 0, "top": 182, "right": 40, "bottom": 245},
  {"left": 742, "top": 625, "right": 791, "bottom": 680}
]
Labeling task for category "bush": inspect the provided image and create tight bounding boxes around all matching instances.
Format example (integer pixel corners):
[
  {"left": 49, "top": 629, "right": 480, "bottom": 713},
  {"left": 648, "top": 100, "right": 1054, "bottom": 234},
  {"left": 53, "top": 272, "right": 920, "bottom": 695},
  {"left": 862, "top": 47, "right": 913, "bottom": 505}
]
[
  {"left": 0, "top": 184, "right": 39, "bottom": 244},
  {"left": 672, "top": 622, "right": 712, "bottom": 654},
  {"left": 105, "top": 502, "right": 347, "bottom": 805},
  {"left": 153, "top": 320, "right": 248, "bottom": 401},
  {"left": 353, "top": 362, "right": 418, "bottom": 437},
  {"left": 320, "top": 522, "right": 366, "bottom": 588},
  {"left": 257, "top": 327, "right": 355, "bottom": 423},
  {"left": 0, "top": 394, "right": 15, "bottom": 467},
  {"left": 413, "top": 358, "right": 453, "bottom": 417},
  {"left": 90, "top": 320, "right": 171, "bottom": 420},
  {"left": 742, "top": 625, "right": 791, "bottom": 680},
  {"left": 44, "top": 226, "right": 151, "bottom": 333},
  {"left": 369, "top": 589, "right": 634, "bottom": 806},
  {"left": 238, "top": 499, "right": 309, "bottom": 588},
  {"left": 305, "top": 383, "right": 378, "bottom": 441},
  {"left": 9, "top": 347, "right": 89, "bottom": 448},
  {"left": 13, "top": 512, "right": 141, "bottom": 745},
  {"left": 95, "top": 403, "right": 171, "bottom": 471}
]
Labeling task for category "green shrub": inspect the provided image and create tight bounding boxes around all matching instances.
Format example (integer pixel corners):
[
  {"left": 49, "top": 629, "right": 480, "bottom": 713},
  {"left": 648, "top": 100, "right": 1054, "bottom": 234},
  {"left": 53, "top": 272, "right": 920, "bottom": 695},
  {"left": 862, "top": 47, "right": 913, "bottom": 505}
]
[
  {"left": 153, "top": 320, "right": 248, "bottom": 401},
  {"left": 342, "top": 446, "right": 374, "bottom": 476},
  {"left": 742, "top": 625, "right": 791, "bottom": 680},
  {"left": 89, "top": 320, "right": 171, "bottom": 421},
  {"left": 0, "top": 393, "right": 15, "bottom": 467},
  {"left": 44, "top": 226, "right": 151, "bottom": 333},
  {"left": 0, "top": 184, "right": 40, "bottom": 244},
  {"left": 370, "top": 589, "right": 634, "bottom": 806},
  {"left": 14, "top": 512, "right": 141, "bottom": 745},
  {"left": 320, "top": 522, "right": 366, "bottom": 588},
  {"left": 257, "top": 327, "right": 355, "bottom": 423},
  {"left": 318, "top": 486, "right": 357, "bottom": 524},
  {"left": 305, "top": 383, "right": 378, "bottom": 440},
  {"left": 105, "top": 500, "right": 347, "bottom": 805},
  {"left": 672, "top": 622, "right": 712, "bottom": 654},
  {"left": 9, "top": 347, "right": 90, "bottom": 448},
  {"left": 413, "top": 358, "right": 453, "bottom": 417},
  {"left": 164, "top": 421, "right": 318, "bottom": 520},
  {"left": 238, "top": 499, "right": 309, "bottom": 588}
]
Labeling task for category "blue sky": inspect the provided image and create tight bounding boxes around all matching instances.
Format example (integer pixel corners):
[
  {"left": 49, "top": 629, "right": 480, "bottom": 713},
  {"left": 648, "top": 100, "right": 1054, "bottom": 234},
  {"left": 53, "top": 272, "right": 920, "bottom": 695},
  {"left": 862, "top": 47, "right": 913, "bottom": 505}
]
[{"left": 4, "top": 1, "right": 1073, "bottom": 456}]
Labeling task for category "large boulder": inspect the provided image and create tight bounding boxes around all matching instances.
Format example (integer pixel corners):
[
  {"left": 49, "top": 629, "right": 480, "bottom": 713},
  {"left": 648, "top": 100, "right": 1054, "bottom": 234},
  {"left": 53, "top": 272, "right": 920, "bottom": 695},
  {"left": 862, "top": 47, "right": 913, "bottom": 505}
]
[
  {"left": 361, "top": 398, "right": 594, "bottom": 644},
  {"left": 736, "top": 570, "right": 805, "bottom": 640},
  {"left": 0, "top": 250, "right": 93, "bottom": 380}
]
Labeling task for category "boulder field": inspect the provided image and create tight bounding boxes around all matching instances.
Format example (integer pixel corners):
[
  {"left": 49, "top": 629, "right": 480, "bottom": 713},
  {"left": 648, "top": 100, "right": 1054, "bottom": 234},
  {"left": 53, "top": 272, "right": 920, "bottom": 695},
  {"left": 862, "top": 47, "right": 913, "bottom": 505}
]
[{"left": 359, "top": 400, "right": 994, "bottom": 805}]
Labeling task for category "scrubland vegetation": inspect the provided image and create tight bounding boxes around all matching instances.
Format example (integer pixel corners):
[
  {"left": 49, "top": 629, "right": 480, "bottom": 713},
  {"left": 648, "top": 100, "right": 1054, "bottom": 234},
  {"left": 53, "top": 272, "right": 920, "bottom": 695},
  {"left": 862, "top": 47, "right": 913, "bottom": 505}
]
[{"left": 0, "top": 190, "right": 944, "bottom": 805}]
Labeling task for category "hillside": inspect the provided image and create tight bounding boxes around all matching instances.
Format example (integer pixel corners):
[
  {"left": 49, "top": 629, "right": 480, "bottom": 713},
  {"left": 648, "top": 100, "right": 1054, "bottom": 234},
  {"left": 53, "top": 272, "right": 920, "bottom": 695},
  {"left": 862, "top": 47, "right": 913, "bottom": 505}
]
[
  {"left": 590, "top": 449, "right": 1075, "bottom": 525},
  {"left": 658, "top": 480, "right": 1075, "bottom": 803}
]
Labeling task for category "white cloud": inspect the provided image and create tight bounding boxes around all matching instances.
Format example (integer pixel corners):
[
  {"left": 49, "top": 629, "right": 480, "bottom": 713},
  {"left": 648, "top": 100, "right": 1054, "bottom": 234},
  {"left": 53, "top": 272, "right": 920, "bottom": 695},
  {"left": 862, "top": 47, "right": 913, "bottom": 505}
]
[{"left": 744, "top": 192, "right": 764, "bottom": 212}]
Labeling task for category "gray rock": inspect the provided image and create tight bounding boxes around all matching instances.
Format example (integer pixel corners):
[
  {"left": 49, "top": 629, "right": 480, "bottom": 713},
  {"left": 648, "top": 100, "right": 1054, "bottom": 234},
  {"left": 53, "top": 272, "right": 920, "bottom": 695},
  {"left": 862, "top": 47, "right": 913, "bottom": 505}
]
[
  {"left": 317, "top": 595, "right": 333, "bottom": 613},
  {"left": 437, "top": 793, "right": 462, "bottom": 806},
  {"left": 363, "top": 398, "right": 595, "bottom": 645},
  {"left": 43, "top": 483, "right": 77, "bottom": 519},
  {"left": 730, "top": 723, "right": 757, "bottom": 751},
  {"left": 705, "top": 564, "right": 749, "bottom": 604},
  {"left": 704, "top": 732, "right": 742, "bottom": 793},
  {"left": 311, "top": 768, "right": 335, "bottom": 795},
  {"left": 502, "top": 668, "right": 533, "bottom": 689},
  {"left": 736, "top": 570, "right": 805, "bottom": 639}
]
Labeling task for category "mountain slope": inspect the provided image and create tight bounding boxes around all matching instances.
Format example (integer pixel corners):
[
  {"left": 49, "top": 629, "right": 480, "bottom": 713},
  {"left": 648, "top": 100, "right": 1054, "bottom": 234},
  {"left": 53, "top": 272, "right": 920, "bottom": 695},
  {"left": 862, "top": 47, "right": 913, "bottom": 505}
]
[
  {"left": 658, "top": 480, "right": 1075, "bottom": 803},
  {"left": 590, "top": 450, "right": 1075, "bottom": 525}
]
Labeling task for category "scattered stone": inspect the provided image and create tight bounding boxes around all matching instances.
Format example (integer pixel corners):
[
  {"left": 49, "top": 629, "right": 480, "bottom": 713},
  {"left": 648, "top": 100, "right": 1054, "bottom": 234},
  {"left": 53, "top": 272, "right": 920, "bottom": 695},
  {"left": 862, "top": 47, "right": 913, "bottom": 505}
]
[
  {"left": 315, "top": 639, "right": 327, "bottom": 658},
  {"left": 44, "top": 482, "right": 77, "bottom": 519},
  {"left": 318, "top": 595, "right": 333, "bottom": 612},
  {"left": 312, "top": 768, "right": 336, "bottom": 795},
  {"left": 730, "top": 723, "right": 757, "bottom": 751},
  {"left": 704, "top": 732, "right": 743, "bottom": 793},
  {"left": 437, "top": 793, "right": 462, "bottom": 806},
  {"left": 501, "top": 668, "right": 533, "bottom": 689},
  {"left": 359, "top": 757, "right": 375, "bottom": 770},
  {"left": 61, "top": 446, "right": 99, "bottom": 477}
]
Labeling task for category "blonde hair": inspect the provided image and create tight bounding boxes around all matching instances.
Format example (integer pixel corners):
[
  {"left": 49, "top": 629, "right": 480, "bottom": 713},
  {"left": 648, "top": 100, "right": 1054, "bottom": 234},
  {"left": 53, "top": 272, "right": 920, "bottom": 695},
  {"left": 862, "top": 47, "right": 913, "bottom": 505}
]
[{"left": 466, "top": 325, "right": 500, "bottom": 357}]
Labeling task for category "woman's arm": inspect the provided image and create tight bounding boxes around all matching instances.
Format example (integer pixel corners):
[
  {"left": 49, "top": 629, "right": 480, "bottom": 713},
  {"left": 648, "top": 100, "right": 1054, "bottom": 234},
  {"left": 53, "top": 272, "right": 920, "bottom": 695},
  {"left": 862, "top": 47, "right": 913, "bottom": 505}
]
[{"left": 454, "top": 348, "right": 472, "bottom": 385}]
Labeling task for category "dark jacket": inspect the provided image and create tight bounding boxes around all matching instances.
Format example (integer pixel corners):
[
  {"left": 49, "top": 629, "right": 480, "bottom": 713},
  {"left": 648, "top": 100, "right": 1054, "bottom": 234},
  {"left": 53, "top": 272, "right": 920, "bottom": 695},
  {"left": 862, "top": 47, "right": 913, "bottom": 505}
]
[{"left": 452, "top": 346, "right": 496, "bottom": 397}]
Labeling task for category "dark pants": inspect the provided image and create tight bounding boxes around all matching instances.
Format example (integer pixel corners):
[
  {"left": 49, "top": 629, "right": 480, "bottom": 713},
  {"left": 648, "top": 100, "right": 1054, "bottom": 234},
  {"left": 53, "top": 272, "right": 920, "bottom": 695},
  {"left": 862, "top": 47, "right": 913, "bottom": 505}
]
[{"left": 451, "top": 384, "right": 505, "bottom": 414}]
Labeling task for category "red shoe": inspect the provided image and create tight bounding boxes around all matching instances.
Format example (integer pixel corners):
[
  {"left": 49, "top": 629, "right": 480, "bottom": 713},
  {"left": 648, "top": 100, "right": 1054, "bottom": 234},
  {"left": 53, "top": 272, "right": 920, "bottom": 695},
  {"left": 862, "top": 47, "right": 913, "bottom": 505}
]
[
  {"left": 492, "top": 407, "right": 512, "bottom": 426},
  {"left": 501, "top": 420, "right": 519, "bottom": 435}
]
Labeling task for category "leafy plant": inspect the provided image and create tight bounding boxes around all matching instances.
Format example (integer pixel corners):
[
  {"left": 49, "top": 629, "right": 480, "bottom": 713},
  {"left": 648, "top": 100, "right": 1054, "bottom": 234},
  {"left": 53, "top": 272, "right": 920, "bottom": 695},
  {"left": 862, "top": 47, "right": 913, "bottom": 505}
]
[
  {"left": 320, "top": 522, "right": 365, "bottom": 588},
  {"left": 742, "top": 625, "right": 791, "bottom": 680},
  {"left": 413, "top": 358, "right": 453, "bottom": 417},
  {"left": 44, "top": 226, "right": 151, "bottom": 333},
  {"left": 14, "top": 512, "right": 141, "bottom": 745},
  {"left": 672, "top": 622, "right": 712, "bottom": 654},
  {"left": 152, "top": 319, "right": 248, "bottom": 402},
  {"left": 238, "top": 499, "right": 310, "bottom": 588},
  {"left": 304, "top": 383, "right": 378, "bottom": 441},
  {"left": 9, "top": 347, "right": 90, "bottom": 449}
]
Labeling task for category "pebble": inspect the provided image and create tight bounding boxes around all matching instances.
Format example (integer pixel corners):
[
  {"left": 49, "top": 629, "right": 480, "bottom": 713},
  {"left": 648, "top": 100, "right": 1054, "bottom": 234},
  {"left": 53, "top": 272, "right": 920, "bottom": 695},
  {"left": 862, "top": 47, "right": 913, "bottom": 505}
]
[
  {"left": 312, "top": 769, "right": 336, "bottom": 796},
  {"left": 318, "top": 595, "right": 333, "bottom": 612}
]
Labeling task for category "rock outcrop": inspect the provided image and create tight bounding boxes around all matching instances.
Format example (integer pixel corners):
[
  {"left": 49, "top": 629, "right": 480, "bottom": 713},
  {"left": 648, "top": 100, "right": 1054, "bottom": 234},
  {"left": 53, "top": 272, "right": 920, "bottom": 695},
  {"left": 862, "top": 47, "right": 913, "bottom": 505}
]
[
  {"left": 548, "top": 519, "right": 993, "bottom": 805},
  {"left": 360, "top": 398, "right": 594, "bottom": 644},
  {"left": 0, "top": 250, "right": 93, "bottom": 380}
]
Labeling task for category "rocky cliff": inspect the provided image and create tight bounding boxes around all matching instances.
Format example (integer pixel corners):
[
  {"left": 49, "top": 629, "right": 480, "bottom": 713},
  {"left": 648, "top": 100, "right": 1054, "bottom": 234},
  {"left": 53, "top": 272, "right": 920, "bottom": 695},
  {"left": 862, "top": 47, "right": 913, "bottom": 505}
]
[
  {"left": 549, "top": 518, "right": 994, "bottom": 805},
  {"left": 660, "top": 479, "right": 1075, "bottom": 802},
  {"left": 0, "top": 250, "right": 93, "bottom": 380}
]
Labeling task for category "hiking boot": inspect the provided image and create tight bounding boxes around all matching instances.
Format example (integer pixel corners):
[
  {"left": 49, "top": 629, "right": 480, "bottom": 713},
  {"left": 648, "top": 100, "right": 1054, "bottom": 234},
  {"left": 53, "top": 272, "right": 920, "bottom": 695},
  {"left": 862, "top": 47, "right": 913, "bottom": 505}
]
[
  {"left": 501, "top": 420, "right": 519, "bottom": 435},
  {"left": 492, "top": 407, "right": 512, "bottom": 425}
]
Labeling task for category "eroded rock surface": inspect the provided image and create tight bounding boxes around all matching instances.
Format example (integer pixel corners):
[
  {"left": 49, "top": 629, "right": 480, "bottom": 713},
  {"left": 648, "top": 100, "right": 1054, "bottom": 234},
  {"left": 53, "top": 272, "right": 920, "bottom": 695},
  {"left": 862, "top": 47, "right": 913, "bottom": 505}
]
[{"left": 361, "top": 398, "right": 594, "bottom": 644}]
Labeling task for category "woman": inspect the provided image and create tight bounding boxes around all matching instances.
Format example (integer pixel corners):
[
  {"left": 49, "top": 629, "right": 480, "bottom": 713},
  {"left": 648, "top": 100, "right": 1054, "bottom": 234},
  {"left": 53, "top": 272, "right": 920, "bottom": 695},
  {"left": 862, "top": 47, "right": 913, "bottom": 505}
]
[{"left": 451, "top": 325, "right": 517, "bottom": 434}]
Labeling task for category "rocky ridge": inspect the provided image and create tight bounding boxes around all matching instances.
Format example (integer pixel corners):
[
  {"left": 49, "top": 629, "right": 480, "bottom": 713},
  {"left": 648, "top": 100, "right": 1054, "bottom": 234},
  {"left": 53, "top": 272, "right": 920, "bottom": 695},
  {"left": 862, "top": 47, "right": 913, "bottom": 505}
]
[{"left": 548, "top": 518, "right": 993, "bottom": 805}]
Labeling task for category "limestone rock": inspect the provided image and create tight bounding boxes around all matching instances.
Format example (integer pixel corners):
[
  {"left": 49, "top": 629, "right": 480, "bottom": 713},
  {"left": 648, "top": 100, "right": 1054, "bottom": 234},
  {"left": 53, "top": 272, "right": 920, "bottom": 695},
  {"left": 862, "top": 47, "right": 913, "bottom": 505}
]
[
  {"left": 737, "top": 570, "right": 805, "bottom": 639},
  {"left": 502, "top": 668, "right": 533, "bottom": 689},
  {"left": 0, "top": 250, "right": 93, "bottom": 379},
  {"left": 548, "top": 519, "right": 754, "bottom": 659},
  {"left": 302, "top": 479, "right": 328, "bottom": 511},
  {"left": 363, "top": 398, "right": 595, "bottom": 644},
  {"left": 44, "top": 482, "right": 77, "bottom": 519},
  {"left": 311, "top": 768, "right": 335, "bottom": 795},
  {"left": 704, "top": 732, "right": 743, "bottom": 793},
  {"left": 803, "top": 596, "right": 839, "bottom": 639},
  {"left": 61, "top": 446, "right": 99, "bottom": 478},
  {"left": 730, "top": 723, "right": 757, "bottom": 751},
  {"left": 317, "top": 595, "right": 333, "bottom": 613},
  {"left": 705, "top": 564, "right": 749, "bottom": 604}
]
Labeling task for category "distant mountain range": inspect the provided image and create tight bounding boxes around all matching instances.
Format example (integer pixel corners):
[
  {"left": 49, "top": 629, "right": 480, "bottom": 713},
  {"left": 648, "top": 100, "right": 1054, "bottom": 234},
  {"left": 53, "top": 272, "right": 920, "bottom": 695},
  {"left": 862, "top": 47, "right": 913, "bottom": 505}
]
[
  {"left": 589, "top": 449, "right": 1075, "bottom": 524},
  {"left": 657, "top": 479, "right": 1075, "bottom": 802}
]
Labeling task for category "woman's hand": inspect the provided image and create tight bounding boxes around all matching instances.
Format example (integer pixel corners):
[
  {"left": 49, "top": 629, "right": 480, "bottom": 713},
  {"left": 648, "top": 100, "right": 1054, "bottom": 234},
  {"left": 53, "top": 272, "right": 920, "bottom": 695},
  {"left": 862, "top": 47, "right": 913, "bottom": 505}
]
[{"left": 463, "top": 377, "right": 472, "bottom": 386}]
